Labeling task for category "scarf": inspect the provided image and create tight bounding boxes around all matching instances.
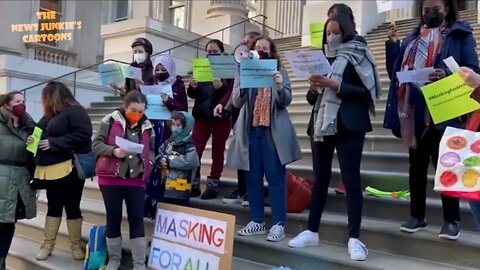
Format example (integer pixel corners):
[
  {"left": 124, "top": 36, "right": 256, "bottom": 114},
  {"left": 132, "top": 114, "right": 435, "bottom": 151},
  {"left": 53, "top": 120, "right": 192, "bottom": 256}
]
[
  {"left": 397, "top": 23, "right": 446, "bottom": 148},
  {"left": 252, "top": 88, "right": 271, "bottom": 127},
  {"left": 152, "top": 53, "right": 177, "bottom": 84},
  {"left": 313, "top": 40, "right": 381, "bottom": 141}
]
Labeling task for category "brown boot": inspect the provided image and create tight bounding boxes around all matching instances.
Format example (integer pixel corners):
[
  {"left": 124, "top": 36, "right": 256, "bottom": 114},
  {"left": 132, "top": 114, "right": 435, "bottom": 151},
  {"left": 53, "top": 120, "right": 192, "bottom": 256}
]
[
  {"left": 36, "top": 216, "right": 61, "bottom": 261},
  {"left": 66, "top": 218, "right": 85, "bottom": 260}
]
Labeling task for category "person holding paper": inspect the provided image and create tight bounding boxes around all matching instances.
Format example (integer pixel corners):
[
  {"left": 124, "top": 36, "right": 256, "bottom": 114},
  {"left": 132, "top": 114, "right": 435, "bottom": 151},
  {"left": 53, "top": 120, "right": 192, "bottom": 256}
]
[
  {"left": 289, "top": 15, "right": 381, "bottom": 261},
  {"left": 110, "top": 37, "right": 155, "bottom": 97},
  {"left": 33, "top": 82, "right": 93, "bottom": 261},
  {"left": 0, "top": 91, "right": 37, "bottom": 269},
  {"left": 227, "top": 35, "right": 301, "bottom": 242},
  {"left": 383, "top": 0, "right": 479, "bottom": 240},
  {"left": 188, "top": 39, "right": 233, "bottom": 200},
  {"left": 92, "top": 91, "right": 155, "bottom": 270}
]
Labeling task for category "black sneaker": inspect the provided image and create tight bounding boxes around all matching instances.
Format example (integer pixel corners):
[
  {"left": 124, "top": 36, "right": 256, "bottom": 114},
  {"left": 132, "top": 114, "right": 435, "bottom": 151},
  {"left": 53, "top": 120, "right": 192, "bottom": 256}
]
[
  {"left": 241, "top": 194, "right": 249, "bottom": 207},
  {"left": 201, "top": 188, "right": 218, "bottom": 200},
  {"left": 400, "top": 217, "right": 427, "bottom": 233},
  {"left": 439, "top": 221, "right": 460, "bottom": 240},
  {"left": 191, "top": 186, "right": 201, "bottom": 198},
  {"left": 222, "top": 190, "right": 241, "bottom": 204}
]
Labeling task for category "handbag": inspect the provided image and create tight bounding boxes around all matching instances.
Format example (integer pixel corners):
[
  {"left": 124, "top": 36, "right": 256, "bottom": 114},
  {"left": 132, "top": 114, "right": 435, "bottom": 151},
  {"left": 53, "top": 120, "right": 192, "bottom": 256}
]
[{"left": 73, "top": 151, "right": 96, "bottom": 180}]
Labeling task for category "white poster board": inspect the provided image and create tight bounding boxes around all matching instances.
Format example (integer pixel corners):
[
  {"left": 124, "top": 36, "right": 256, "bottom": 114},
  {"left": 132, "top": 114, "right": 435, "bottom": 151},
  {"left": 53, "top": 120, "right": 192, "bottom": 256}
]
[{"left": 376, "top": 0, "right": 414, "bottom": 13}]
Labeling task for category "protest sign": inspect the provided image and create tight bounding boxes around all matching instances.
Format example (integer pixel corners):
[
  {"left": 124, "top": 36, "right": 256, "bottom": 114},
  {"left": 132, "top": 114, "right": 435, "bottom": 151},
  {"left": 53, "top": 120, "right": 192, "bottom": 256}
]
[
  {"left": 285, "top": 50, "right": 331, "bottom": 78},
  {"left": 150, "top": 204, "right": 235, "bottom": 270},
  {"left": 192, "top": 58, "right": 214, "bottom": 82},
  {"left": 208, "top": 55, "right": 237, "bottom": 79},
  {"left": 121, "top": 66, "right": 143, "bottom": 82},
  {"left": 239, "top": 59, "right": 277, "bottom": 89},
  {"left": 309, "top": 22, "right": 324, "bottom": 49},
  {"left": 26, "top": 126, "right": 42, "bottom": 156},
  {"left": 143, "top": 84, "right": 174, "bottom": 120},
  {"left": 376, "top": 0, "right": 413, "bottom": 13},
  {"left": 421, "top": 73, "right": 480, "bottom": 124},
  {"left": 98, "top": 63, "right": 125, "bottom": 86},
  {"left": 396, "top": 67, "right": 434, "bottom": 84}
]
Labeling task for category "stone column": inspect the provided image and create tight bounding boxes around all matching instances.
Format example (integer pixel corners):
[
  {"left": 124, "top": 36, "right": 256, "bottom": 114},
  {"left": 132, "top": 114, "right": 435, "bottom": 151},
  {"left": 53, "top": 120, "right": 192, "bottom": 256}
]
[{"left": 207, "top": 0, "right": 248, "bottom": 19}]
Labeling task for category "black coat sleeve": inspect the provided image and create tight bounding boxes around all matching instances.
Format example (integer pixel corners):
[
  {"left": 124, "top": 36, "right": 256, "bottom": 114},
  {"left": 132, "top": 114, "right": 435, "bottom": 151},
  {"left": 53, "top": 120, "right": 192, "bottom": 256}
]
[{"left": 48, "top": 106, "right": 93, "bottom": 152}]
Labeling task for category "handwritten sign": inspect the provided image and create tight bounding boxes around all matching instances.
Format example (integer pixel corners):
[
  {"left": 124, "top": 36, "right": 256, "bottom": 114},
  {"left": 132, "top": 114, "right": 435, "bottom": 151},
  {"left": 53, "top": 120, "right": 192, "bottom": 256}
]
[
  {"left": 239, "top": 59, "right": 277, "bottom": 89},
  {"left": 26, "top": 127, "right": 42, "bottom": 157},
  {"left": 150, "top": 204, "right": 235, "bottom": 270},
  {"left": 11, "top": 11, "right": 82, "bottom": 43},
  {"left": 208, "top": 55, "right": 237, "bottom": 79},
  {"left": 421, "top": 72, "right": 480, "bottom": 124},
  {"left": 192, "top": 58, "right": 214, "bottom": 82},
  {"left": 144, "top": 84, "right": 173, "bottom": 120},
  {"left": 309, "top": 22, "right": 324, "bottom": 49},
  {"left": 285, "top": 50, "right": 331, "bottom": 78}
]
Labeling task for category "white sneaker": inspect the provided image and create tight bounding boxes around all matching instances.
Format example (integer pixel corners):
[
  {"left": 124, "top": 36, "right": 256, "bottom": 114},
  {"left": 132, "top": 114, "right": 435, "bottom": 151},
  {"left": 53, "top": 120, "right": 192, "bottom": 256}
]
[
  {"left": 288, "top": 230, "right": 319, "bottom": 248},
  {"left": 238, "top": 221, "right": 267, "bottom": 236},
  {"left": 348, "top": 238, "right": 368, "bottom": 261},
  {"left": 267, "top": 224, "right": 285, "bottom": 242}
]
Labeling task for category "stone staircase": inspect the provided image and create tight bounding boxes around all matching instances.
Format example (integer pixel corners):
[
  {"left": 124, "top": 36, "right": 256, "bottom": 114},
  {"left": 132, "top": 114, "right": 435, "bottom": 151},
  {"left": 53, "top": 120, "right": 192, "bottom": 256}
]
[{"left": 7, "top": 9, "right": 480, "bottom": 270}]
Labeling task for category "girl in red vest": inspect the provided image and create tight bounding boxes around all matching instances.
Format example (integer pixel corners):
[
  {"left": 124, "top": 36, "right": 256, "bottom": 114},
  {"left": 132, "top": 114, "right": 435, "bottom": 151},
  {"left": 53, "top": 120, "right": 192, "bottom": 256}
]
[{"left": 93, "top": 91, "right": 154, "bottom": 270}]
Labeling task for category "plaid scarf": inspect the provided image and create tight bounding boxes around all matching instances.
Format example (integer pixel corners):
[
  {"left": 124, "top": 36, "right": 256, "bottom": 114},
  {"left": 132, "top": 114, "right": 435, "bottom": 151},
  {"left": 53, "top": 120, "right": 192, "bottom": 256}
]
[
  {"left": 397, "top": 23, "right": 446, "bottom": 148},
  {"left": 313, "top": 40, "right": 381, "bottom": 141}
]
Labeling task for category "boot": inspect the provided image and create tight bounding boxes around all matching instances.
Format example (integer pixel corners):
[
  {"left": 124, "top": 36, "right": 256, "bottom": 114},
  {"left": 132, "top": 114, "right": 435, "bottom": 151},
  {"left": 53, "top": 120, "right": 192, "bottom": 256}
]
[
  {"left": 130, "top": 237, "right": 146, "bottom": 270},
  {"left": 105, "top": 237, "right": 122, "bottom": 270},
  {"left": 36, "top": 216, "right": 61, "bottom": 261},
  {"left": 66, "top": 218, "right": 85, "bottom": 260}
]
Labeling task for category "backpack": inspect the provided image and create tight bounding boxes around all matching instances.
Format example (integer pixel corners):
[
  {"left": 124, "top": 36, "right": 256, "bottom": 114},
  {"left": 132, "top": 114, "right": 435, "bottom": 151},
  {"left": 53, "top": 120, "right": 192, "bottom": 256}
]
[
  {"left": 84, "top": 225, "right": 107, "bottom": 270},
  {"left": 286, "top": 172, "right": 313, "bottom": 213}
]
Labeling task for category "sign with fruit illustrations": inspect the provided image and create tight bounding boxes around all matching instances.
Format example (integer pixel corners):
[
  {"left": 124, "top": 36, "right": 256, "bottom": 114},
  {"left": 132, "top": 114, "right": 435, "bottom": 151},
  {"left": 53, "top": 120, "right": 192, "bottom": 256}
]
[{"left": 435, "top": 127, "right": 480, "bottom": 192}]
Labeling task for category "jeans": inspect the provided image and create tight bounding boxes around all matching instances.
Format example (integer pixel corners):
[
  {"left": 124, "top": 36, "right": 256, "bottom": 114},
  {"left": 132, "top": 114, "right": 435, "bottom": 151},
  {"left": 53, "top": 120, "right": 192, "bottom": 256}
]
[
  {"left": 409, "top": 126, "right": 460, "bottom": 222},
  {"left": 246, "top": 127, "right": 286, "bottom": 225},
  {"left": 307, "top": 130, "right": 365, "bottom": 238},
  {"left": 0, "top": 223, "right": 15, "bottom": 259},
  {"left": 45, "top": 171, "right": 85, "bottom": 219},
  {"left": 470, "top": 201, "right": 480, "bottom": 230},
  {"left": 100, "top": 185, "right": 146, "bottom": 239}
]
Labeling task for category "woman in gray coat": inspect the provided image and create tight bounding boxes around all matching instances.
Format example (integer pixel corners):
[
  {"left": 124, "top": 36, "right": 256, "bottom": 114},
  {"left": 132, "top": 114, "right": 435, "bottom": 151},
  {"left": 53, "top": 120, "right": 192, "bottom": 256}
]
[
  {"left": 0, "top": 91, "right": 37, "bottom": 270},
  {"left": 226, "top": 36, "right": 301, "bottom": 242}
]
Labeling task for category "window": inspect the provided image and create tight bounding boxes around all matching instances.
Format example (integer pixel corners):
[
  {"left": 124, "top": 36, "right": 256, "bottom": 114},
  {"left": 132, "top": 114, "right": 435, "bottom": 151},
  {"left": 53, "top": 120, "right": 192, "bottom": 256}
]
[
  {"left": 115, "top": 0, "right": 129, "bottom": 22},
  {"left": 38, "top": 0, "right": 62, "bottom": 47},
  {"left": 169, "top": 0, "right": 186, "bottom": 29}
]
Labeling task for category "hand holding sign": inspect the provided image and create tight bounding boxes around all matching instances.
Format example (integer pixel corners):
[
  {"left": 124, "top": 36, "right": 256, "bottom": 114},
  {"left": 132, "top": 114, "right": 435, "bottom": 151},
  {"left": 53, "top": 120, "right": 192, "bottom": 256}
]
[
  {"left": 459, "top": 67, "right": 480, "bottom": 104},
  {"left": 309, "top": 75, "right": 339, "bottom": 91},
  {"left": 428, "top": 69, "right": 446, "bottom": 82},
  {"left": 26, "top": 127, "right": 42, "bottom": 156}
]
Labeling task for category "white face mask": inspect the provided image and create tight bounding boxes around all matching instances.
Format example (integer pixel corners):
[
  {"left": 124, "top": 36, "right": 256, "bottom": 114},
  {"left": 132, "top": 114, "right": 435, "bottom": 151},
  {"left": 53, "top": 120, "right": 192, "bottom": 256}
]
[{"left": 133, "top": 53, "right": 147, "bottom": 64}]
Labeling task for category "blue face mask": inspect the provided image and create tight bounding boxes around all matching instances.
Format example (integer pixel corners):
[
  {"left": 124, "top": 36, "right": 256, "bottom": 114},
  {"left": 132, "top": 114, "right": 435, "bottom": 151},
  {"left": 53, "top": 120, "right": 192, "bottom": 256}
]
[{"left": 172, "top": 125, "right": 183, "bottom": 139}]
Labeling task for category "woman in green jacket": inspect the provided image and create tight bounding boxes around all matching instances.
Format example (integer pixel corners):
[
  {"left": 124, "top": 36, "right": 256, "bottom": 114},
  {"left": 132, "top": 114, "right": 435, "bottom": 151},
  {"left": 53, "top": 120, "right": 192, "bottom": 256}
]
[{"left": 0, "top": 91, "right": 37, "bottom": 270}]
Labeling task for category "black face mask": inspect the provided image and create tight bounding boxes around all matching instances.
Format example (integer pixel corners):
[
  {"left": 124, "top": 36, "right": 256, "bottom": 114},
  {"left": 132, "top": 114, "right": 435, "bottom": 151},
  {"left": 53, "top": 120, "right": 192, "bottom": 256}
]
[
  {"left": 257, "top": 50, "right": 270, "bottom": 59},
  {"left": 423, "top": 10, "right": 445, "bottom": 28},
  {"left": 156, "top": 72, "right": 169, "bottom": 82}
]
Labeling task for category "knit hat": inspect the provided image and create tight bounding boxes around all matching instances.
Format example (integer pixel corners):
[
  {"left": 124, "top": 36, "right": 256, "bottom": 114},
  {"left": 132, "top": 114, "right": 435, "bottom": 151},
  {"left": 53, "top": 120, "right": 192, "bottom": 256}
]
[{"left": 131, "top": 37, "right": 153, "bottom": 55}]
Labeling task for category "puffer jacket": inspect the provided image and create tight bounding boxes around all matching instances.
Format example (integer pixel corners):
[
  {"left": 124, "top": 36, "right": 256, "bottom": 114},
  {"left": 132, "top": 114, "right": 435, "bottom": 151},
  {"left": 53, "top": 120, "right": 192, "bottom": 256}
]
[{"left": 0, "top": 107, "right": 37, "bottom": 223}]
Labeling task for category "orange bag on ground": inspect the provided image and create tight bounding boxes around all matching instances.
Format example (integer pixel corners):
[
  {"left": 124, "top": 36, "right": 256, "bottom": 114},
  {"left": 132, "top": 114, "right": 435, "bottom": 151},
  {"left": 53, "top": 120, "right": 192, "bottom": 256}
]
[{"left": 286, "top": 172, "right": 313, "bottom": 213}]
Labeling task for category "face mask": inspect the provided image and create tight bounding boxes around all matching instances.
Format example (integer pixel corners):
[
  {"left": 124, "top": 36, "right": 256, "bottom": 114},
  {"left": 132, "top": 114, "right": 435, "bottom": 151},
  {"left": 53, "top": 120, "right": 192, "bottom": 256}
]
[
  {"left": 10, "top": 103, "right": 26, "bottom": 118},
  {"left": 133, "top": 53, "right": 147, "bottom": 64},
  {"left": 172, "top": 125, "right": 183, "bottom": 139},
  {"left": 257, "top": 50, "right": 270, "bottom": 59},
  {"left": 423, "top": 10, "right": 445, "bottom": 28},
  {"left": 125, "top": 111, "right": 143, "bottom": 125},
  {"left": 156, "top": 72, "right": 169, "bottom": 82},
  {"left": 327, "top": 34, "right": 342, "bottom": 47}
]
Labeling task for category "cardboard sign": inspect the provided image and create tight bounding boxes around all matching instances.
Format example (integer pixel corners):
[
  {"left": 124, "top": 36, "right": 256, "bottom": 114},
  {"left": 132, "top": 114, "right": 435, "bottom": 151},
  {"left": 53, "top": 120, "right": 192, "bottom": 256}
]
[{"left": 149, "top": 204, "right": 235, "bottom": 270}]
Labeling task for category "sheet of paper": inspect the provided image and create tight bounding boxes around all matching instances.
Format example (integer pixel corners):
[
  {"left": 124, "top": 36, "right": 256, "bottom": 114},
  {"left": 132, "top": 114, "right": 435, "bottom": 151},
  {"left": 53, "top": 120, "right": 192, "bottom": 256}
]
[
  {"left": 309, "top": 22, "right": 324, "bottom": 49},
  {"left": 192, "top": 58, "right": 214, "bottom": 82},
  {"left": 121, "top": 66, "right": 143, "bottom": 82},
  {"left": 421, "top": 72, "right": 480, "bottom": 124},
  {"left": 396, "top": 67, "right": 434, "bottom": 84},
  {"left": 139, "top": 84, "right": 173, "bottom": 96},
  {"left": 376, "top": 0, "right": 413, "bottom": 13},
  {"left": 26, "top": 127, "right": 43, "bottom": 157},
  {"left": 444, "top": 56, "right": 461, "bottom": 73},
  {"left": 98, "top": 63, "right": 125, "bottom": 86},
  {"left": 145, "top": 94, "right": 172, "bottom": 120},
  {"left": 285, "top": 50, "right": 331, "bottom": 78},
  {"left": 115, "top": 136, "right": 144, "bottom": 154},
  {"left": 208, "top": 55, "right": 237, "bottom": 79},
  {"left": 239, "top": 59, "right": 277, "bottom": 89}
]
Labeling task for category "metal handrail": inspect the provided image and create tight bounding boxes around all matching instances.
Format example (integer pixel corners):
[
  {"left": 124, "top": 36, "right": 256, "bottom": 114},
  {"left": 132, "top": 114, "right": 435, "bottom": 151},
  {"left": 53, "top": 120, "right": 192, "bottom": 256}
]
[{"left": 19, "top": 14, "right": 283, "bottom": 94}]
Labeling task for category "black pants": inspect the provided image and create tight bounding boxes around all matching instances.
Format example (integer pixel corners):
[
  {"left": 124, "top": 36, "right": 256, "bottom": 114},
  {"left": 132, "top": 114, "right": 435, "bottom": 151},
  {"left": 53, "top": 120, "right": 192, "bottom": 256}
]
[
  {"left": 0, "top": 223, "right": 15, "bottom": 259},
  {"left": 409, "top": 126, "right": 460, "bottom": 222},
  {"left": 100, "top": 185, "right": 145, "bottom": 239},
  {"left": 308, "top": 131, "right": 365, "bottom": 238},
  {"left": 46, "top": 172, "right": 85, "bottom": 219}
]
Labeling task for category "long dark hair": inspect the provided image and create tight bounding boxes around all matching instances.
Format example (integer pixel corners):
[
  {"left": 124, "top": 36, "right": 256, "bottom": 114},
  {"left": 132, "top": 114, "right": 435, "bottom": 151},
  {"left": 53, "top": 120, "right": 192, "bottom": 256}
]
[
  {"left": 41, "top": 81, "right": 79, "bottom": 118},
  {"left": 325, "top": 14, "right": 357, "bottom": 43},
  {"left": 418, "top": 0, "right": 458, "bottom": 26},
  {"left": 0, "top": 91, "right": 22, "bottom": 107},
  {"left": 327, "top": 3, "right": 355, "bottom": 23},
  {"left": 251, "top": 35, "right": 282, "bottom": 69},
  {"left": 205, "top": 39, "right": 225, "bottom": 53}
]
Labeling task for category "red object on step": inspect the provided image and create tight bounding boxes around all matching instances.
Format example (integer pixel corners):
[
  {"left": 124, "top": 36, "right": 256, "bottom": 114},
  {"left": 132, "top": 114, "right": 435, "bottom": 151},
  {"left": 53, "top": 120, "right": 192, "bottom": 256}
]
[
  {"left": 335, "top": 183, "right": 346, "bottom": 195},
  {"left": 442, "top": 110, "right": 480, "bottom": 202},
  {"left": 286, "top": 172, "right": 313, "bottom": 213}
]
